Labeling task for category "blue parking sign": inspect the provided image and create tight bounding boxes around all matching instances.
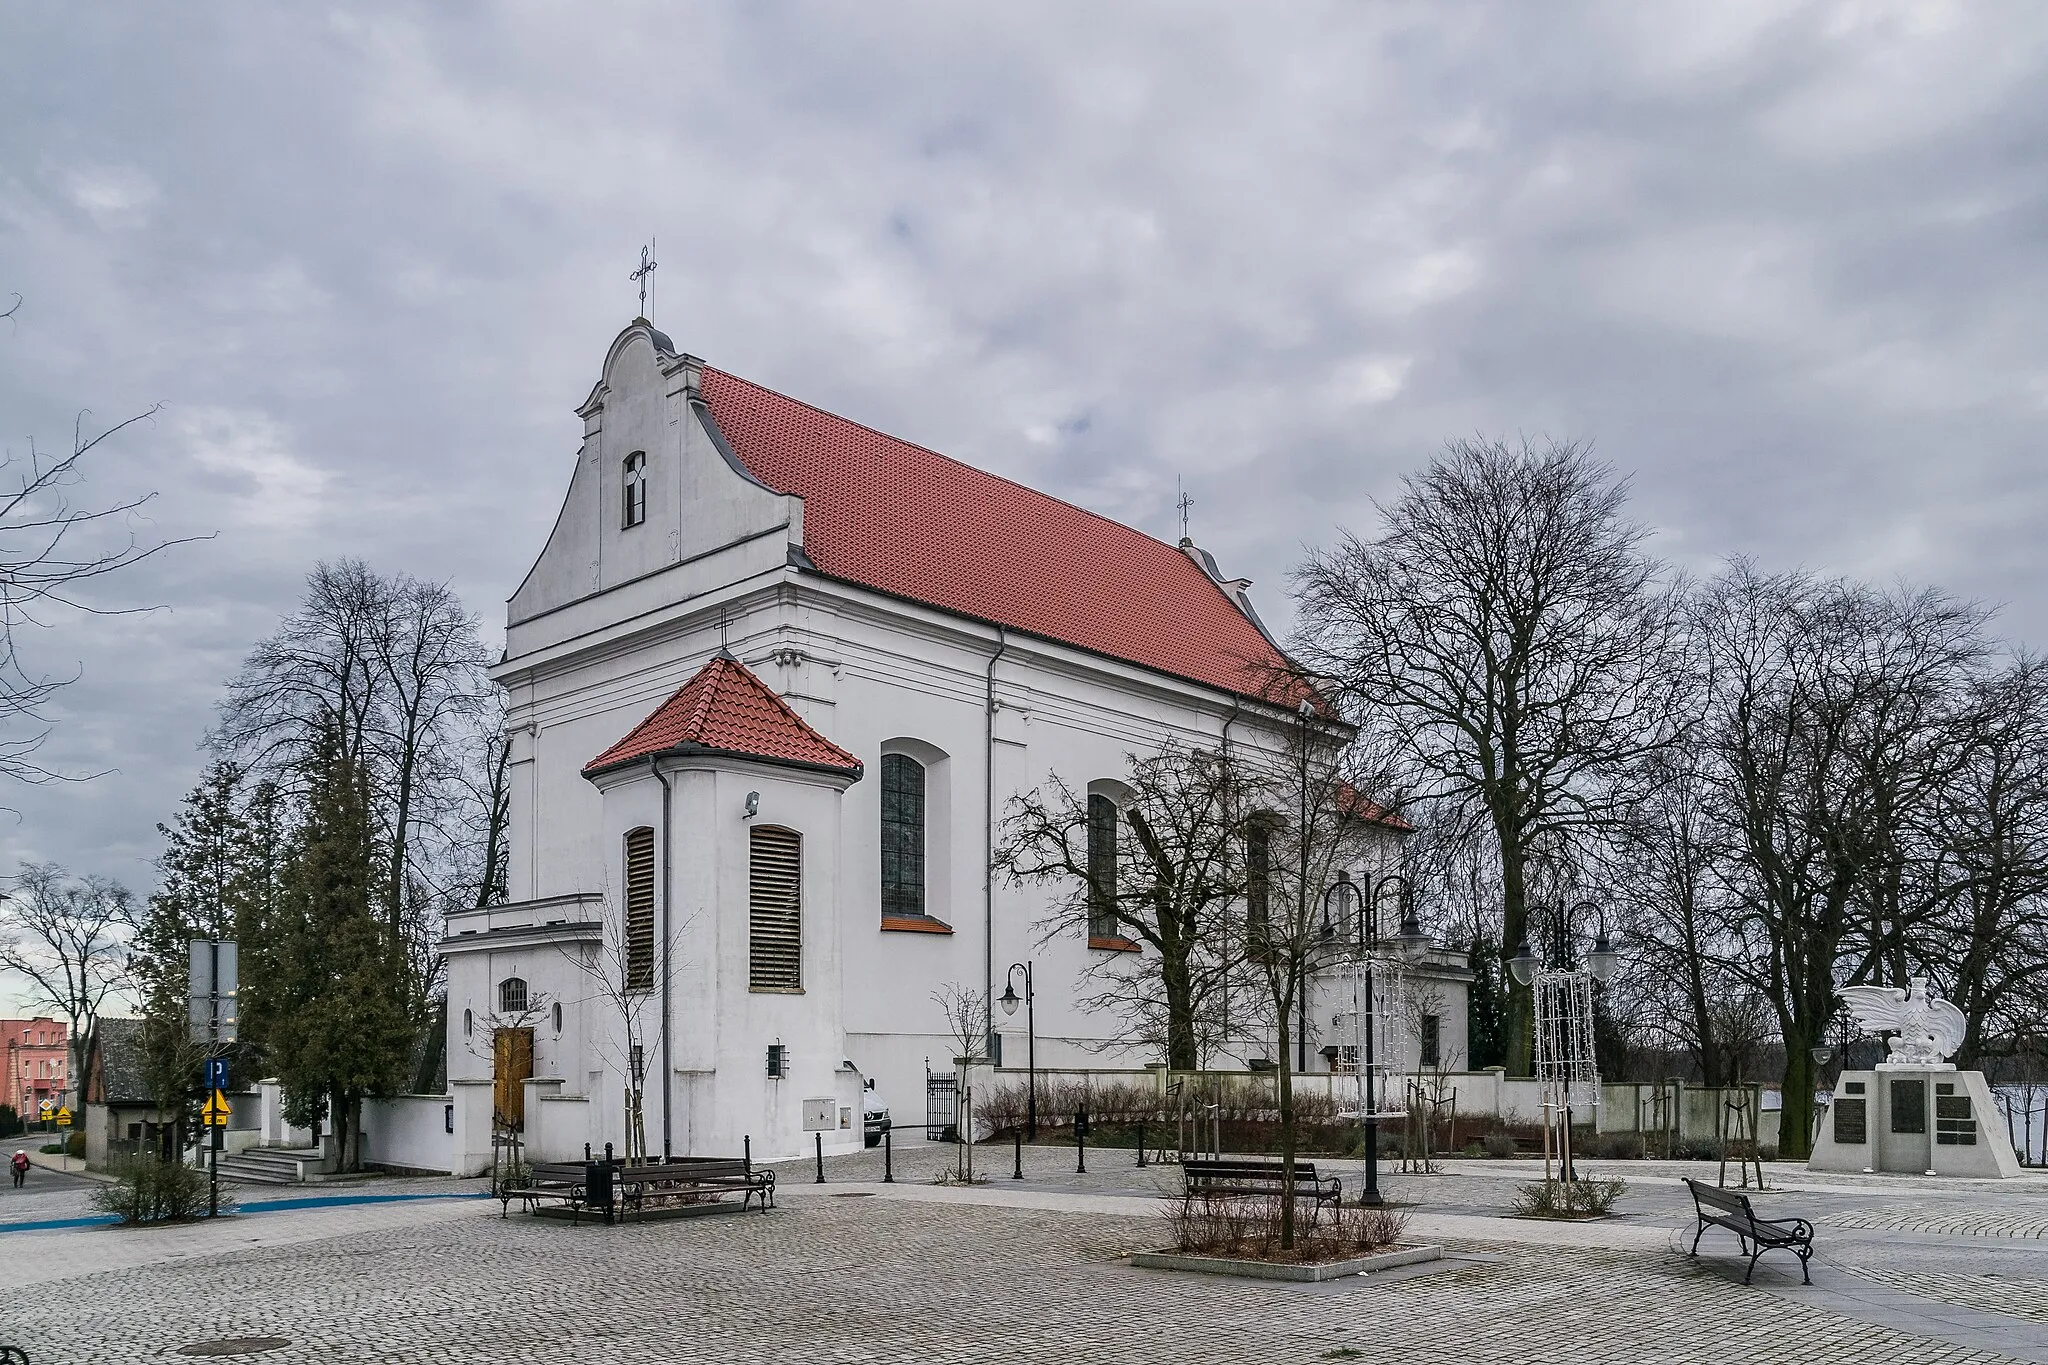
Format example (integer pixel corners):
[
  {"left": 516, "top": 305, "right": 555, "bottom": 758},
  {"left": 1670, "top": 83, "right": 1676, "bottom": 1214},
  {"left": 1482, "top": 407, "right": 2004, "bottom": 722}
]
[{"left": 204, "top": 1057, "right": 229, "bottom": 1091}]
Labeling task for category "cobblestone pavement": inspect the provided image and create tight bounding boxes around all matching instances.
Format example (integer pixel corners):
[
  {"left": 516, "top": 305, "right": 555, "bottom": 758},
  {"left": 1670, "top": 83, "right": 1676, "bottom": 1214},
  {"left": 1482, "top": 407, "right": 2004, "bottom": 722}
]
[
  {"left": 3, "top": 1148, "right": 2045, "bottom": 1364},
  {"left": 1822, "top": 1202, "right": 2048, "bottom": 1237}
]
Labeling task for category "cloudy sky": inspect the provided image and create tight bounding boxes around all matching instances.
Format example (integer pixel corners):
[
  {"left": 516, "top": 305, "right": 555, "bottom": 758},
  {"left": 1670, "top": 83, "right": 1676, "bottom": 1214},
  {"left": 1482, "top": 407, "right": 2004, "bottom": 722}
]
[{"left": 1, "top": 2, "right": 2045, "bottom": 960}]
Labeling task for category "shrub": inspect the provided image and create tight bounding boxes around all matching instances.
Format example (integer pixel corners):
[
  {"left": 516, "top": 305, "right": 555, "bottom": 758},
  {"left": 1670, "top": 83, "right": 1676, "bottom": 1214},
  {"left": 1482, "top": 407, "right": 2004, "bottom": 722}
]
[
  {"left": 1512, "top": 1177, "right": 1626, "bottom": 1219},
  {"left": 68, "top": 1132, "right": 83, "bottom": 1158},
  {"left": 1672, "top": 1137, "right": 1724, "bottom": 1162},
  {"left": 0, "top": 1103, "right": 18, "bottom": 1138},
  {"left": 1170, "top": 1189, "right": 1409, "bottom": 1263},
  {"left": 91, "top": 1156, "right": 225, "bottom": 1225},
  {"left": 1577, "top": 1132, "right": 1645, "bottom": 1160},
  {"left": 1481, "top": 1132, "right": 1519, "bottom": 1158}
]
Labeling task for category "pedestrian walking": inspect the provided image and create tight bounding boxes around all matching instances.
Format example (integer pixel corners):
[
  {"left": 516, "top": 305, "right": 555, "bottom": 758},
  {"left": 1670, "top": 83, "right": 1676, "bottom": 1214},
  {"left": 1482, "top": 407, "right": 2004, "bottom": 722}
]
[{"left": 8, "top": 1149, "right": 27, "bottom": 1188}]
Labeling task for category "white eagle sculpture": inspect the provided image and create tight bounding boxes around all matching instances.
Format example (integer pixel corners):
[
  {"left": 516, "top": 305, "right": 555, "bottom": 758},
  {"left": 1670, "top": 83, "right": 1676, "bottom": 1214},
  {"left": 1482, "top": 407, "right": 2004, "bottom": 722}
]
[{"left": 1840, "top": 978, "right": 1967, "bottom": 1069}]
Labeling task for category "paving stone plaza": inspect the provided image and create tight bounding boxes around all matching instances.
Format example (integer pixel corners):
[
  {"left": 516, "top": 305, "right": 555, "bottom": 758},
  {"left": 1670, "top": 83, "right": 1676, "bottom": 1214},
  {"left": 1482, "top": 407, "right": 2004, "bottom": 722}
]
[{"left": 5, "top": 1147, "right": 2047, "bottom": 1364}]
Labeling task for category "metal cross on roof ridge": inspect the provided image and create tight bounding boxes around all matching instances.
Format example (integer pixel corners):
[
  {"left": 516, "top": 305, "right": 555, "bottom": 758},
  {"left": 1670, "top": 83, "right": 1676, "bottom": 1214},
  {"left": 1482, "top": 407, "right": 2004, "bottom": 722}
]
[{"left": 630, "top": 240, "right": 658, "bottom": 320}]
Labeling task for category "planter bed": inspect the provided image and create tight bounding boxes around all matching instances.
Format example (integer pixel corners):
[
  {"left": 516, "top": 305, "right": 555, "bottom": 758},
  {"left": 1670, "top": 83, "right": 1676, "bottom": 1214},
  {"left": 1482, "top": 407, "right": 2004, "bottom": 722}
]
[{"left": 1129, "top": 1243, "right": 1443, "bottom": 1282}]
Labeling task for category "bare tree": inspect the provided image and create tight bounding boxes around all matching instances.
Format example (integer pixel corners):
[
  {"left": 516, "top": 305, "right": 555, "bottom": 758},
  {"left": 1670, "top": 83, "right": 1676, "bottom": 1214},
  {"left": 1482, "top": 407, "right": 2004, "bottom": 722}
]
[
  {"left": 1913, "top": 655, "right": 2048, "bottom": 1066},
  {"left": 557, "top": 892, "right": 690, "bottom": 1164},
  {"left": 0, "top": 863, "right": 135, "bottom": 1105},
  {"left": 1295, "top": 437, "right": 1685, "bottom": 1075},
  {"left": 214, "top": 560, "right": 496, "bottom": 1012},
  {"left": 0, "top": 404, "right": 200, "bottom": 785},
  {"left": 1695, "top": 564, "right": 1989, "bottom": 1157},
  {"left": 931, "top": 982, "right": 988, "bottom": 1180},
  {"left": 1237, "top": 701, "right": 1394, "bottom": 1250},
  {"left": 996, "top": 742, "right": 1249, "bottom": 1069}
]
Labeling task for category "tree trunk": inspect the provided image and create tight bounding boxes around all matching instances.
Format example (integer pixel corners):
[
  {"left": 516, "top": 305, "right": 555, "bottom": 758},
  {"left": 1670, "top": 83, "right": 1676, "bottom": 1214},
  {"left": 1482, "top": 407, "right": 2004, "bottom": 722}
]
[
  {"left": 1278, "top": 1014, "right": 1296, "bottom": 1251},
  {"left": 1778, "top": 1028, "right": 1816, "bottom": 1161},
  {"left": 1498, "top": 836, "right": 1534, "bottom": 1077},
  {"left": 1162, "top": 946, "right": 1198, "bottom": 1071}
]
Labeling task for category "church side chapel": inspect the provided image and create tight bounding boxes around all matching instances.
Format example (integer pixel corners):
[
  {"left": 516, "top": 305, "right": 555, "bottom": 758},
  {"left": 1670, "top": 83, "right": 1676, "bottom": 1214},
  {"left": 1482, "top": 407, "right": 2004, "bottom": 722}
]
[{"left": 440, "top": 315, "right": 1454, "bottom": 1172}]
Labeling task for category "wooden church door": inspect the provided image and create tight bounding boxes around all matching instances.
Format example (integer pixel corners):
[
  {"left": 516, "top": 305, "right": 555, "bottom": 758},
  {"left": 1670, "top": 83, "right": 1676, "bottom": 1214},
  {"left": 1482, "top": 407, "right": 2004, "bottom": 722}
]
[{"left": 493, "top": 1027, "right": 534, "bottom": 1132}]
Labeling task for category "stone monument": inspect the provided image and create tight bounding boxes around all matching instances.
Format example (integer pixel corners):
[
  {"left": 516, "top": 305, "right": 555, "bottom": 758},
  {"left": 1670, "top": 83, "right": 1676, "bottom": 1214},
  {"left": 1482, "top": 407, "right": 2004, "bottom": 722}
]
[{"left": 1809, "top": 979, "right": 2021, "bottom": 1178}]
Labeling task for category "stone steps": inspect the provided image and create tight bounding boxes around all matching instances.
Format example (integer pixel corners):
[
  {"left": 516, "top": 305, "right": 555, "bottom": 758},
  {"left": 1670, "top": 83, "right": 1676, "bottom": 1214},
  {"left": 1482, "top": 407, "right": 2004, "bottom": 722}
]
[{"left": 215, "top": 1146, "right": 327, "bottom": 1185}]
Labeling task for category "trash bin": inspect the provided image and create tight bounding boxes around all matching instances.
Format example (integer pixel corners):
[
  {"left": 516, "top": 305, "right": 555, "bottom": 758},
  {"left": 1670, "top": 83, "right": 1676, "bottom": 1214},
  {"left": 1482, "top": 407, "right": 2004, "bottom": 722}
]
[{"left": 584, "top": 1160, "right": 615, "bottom": 1223}]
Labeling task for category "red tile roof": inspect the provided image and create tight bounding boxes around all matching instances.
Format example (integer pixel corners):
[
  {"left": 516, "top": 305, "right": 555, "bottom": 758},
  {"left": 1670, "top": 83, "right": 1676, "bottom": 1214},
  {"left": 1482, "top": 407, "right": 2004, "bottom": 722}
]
[
  {"left": 584, "top": 655, "right": 863, "bottom": 777},
  {"left": 1337, "top": 782, "right": 1416, "bottom": 833},
  {"left": 701, "top": 367, "right": 1303, "bottom": 705}
]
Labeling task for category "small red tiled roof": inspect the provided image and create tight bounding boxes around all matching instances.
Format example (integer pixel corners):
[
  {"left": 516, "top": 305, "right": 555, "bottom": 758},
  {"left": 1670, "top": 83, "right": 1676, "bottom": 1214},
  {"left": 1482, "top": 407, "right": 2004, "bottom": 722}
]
[
  {"left": 1339, "top": 783, "right": 1416, "bottom": 833},
  {"left": 701, "top": 367, "right": 1303, "bottom": 705},
  {"left": 583, "top": 655, "right": 863, "bottom": 777}
]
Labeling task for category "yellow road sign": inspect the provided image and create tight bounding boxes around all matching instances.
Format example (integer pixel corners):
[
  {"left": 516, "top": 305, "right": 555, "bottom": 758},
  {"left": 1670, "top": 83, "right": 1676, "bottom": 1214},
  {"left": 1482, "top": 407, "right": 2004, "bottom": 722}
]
[
  {"left": 55, "top": 1106, "right": 72, "bottom": 1127},
  {"left": 38, "top": 1099, "right": 53, "bottom": 1116},
  {"left": 201, "top": 1090, "right": 231, "bottom": 1127}
]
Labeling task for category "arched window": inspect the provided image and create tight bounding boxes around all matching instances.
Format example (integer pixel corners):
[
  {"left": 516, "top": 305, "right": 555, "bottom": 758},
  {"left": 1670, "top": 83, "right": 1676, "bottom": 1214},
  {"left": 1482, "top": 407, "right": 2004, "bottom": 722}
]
[
  {"left": 552, "top": 1001, "right": 564, "bottom": 1035},
  {"left": 623, "top": 826, "right": 656, "bottom": 991},
  {"left": 750, "top": 826, "right": 803, "bottom": 991},
  {"left": 881, "top": 753, "right": 926, "bottom": 919},
  {"left": 1087, "top": 793, "right": 1119, "bottom": 940},
  {"left": 463, "top": 1009, "right": 473, "bottom": 1037},
  {"left": 498, "top": 977, "right": 528, "bottom": 1014},
  {"left": 622, "top": 451, "right": 648, "bottom": 528}
]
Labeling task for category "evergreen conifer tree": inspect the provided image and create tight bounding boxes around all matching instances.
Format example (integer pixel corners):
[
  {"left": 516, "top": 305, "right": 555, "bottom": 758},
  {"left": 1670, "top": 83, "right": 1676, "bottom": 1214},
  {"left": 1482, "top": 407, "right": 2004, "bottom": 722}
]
[
  {"left": 246, "top": 722, "right": 412, "bottom": 1170},
  {"left": 130, "top": 761, "right": 270, "bottom": 1123},
  {"left": 1467, "top": 931, "right": 1507, "bottom": 1069}
]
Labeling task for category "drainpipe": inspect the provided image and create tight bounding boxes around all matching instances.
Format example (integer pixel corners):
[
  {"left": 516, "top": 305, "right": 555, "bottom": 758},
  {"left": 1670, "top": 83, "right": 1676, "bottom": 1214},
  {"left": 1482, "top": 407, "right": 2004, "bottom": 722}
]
[
  {"left": 649, "top": 755, "right": 675, "bottom": 1158},
  {"left": 1219, "top": 700, "right": 1242, "bottom": 1050},
  {"left": 984, "top": 626, "right": 1009, "bottom": 1060}
]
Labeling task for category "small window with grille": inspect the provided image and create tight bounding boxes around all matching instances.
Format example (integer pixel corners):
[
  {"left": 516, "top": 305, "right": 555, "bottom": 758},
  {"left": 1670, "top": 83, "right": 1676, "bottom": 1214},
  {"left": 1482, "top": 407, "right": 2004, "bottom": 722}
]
[
  {"left": 1420, "top": 1014, "right": 1441, "bottom": 1068},
  {"left": 623, "top": 826, "right": 656, "bottom": 991},
  {"left": 622, "top": 451, "right": 648, "bottom": 528},
  {"left": 750, "top": 826, "right": 803, "bottom": 991},
  {"left": 498, "top": 977, "right": 528, "bottom": 1014}
]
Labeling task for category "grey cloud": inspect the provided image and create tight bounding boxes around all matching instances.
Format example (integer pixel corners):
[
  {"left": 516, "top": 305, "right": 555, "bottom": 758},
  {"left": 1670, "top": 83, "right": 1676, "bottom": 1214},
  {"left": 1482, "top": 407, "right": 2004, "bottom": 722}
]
[{"left": 1, "top": 2, "right": 2045, "bottom": 993}]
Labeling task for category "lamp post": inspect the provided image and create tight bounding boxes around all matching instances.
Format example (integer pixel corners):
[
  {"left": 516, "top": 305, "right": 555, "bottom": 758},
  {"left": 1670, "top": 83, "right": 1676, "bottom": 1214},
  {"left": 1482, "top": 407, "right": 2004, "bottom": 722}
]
[
  {"left": 998, "top": 962, "right": 1036, "bottom": 1141},
  {"left": 1338, "top": 873, "right": 1431, "bottom": 1207},
  {"left": 1508, "top": 901, "right": 1617, "bottom": 1184}
]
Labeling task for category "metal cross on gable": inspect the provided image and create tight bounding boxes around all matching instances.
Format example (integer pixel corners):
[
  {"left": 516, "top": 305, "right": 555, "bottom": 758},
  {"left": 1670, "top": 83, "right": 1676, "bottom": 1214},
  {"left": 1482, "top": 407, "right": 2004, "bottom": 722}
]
[{"left": 630, "top": 241, "right": 658, "bottom": 319}]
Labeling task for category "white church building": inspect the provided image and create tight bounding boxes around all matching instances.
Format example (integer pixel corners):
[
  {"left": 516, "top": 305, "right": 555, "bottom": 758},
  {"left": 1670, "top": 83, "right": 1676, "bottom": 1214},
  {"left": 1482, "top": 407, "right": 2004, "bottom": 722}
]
[{"left": 431, "top": 318, "right": 1460, "bottom": 1173}]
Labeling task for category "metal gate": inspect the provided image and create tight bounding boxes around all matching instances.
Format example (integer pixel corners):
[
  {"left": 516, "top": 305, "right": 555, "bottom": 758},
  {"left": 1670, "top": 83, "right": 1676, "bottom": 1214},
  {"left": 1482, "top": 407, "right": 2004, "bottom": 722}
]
[{"left": 925, "top": 1066, "right": 959, "bottom": 1142}]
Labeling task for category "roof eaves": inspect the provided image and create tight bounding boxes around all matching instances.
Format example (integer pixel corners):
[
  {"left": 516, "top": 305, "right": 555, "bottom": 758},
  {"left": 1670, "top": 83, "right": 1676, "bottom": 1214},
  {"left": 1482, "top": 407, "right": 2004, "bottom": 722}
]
[
  {"left": 788, "top": 560, "right": 1311, "bottom": 713},
  {"left": 583, "top": 740, "right": 864, "bottom": 782}
]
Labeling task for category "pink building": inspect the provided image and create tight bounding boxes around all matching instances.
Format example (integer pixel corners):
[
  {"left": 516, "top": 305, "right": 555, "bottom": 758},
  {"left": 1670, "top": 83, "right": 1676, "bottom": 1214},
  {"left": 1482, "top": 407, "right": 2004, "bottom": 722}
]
[{"left": 3, "top": 1017, "right": 68, "bottom": 1118}]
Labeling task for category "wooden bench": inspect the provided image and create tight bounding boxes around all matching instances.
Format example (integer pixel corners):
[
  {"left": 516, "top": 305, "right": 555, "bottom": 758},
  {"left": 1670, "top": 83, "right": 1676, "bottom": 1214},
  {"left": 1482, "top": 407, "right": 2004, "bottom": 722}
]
[
  {"left": 1182, "top": 1157, "right": 1342, "bottom": 1208},
  {"left": 1684, "top": 1178, "right": 1814, "bottom": 1284},
  {"left": 615, "top": 1158, "right": 776, "bottom": 1218},
  {"left": 498, "top": 1160, "right": 595, "bottom": 1221},
  {"left": 501, "top": 1157, "right": 776, "bottom": 1223}
]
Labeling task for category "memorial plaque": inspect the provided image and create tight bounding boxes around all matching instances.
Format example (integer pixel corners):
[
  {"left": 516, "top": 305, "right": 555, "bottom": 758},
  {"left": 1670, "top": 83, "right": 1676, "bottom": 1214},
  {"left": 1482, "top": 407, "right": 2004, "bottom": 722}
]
[
  {"left": 1890, "top": 1077, "right": 1927, "bottom": 1134},
  {"left": 1935, "top": 1094, "right": 1977, "bottom": 1146},
  {"left": 1833, "top": 1097, "right": 1867, "bottom": 1145}
]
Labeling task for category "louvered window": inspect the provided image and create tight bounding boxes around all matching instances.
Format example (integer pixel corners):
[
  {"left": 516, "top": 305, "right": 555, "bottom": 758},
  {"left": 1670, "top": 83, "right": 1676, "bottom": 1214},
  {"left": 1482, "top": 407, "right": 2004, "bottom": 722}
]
[
  {"left": 881, "top": 754, "right": 926, "bottom": 919},
  {"left": 623, "top": 826, "right": 656, "bottom": 992},
  {"left": 1087, "top": 793, "right": 1118, "bottom": 939},
  {"left": 750, "top": 826, "right": 803, "bottom": 991}
]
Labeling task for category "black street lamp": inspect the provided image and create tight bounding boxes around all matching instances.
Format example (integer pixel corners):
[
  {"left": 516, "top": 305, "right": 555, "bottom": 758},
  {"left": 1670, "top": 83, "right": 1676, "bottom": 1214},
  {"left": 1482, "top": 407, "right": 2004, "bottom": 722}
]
[
  {"left": 998, "top": 961, "right": 1037, "bottom": 1141},
  {"left": 1349, "top": 873, "right": 1429, "bottom": 1207}
]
